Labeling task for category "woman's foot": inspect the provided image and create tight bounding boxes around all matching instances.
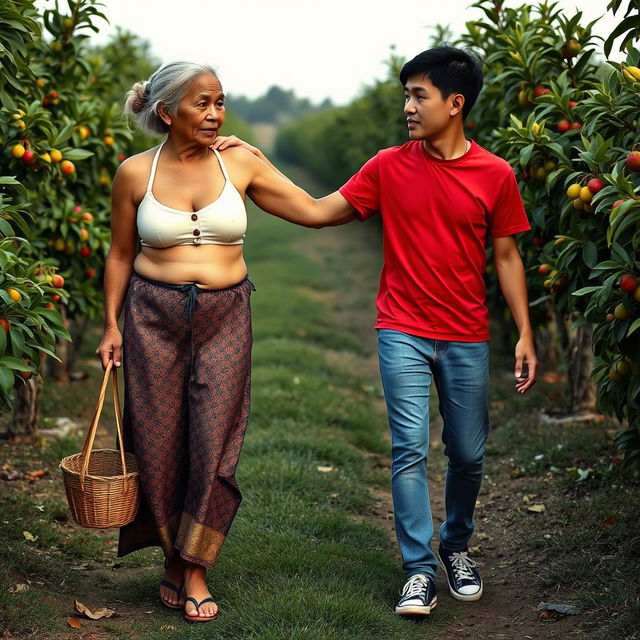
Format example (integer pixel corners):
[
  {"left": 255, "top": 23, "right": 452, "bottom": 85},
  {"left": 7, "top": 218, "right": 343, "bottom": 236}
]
[
  {"left": 183, "top": 563, "right": 218, "bottom": 621},
  {"left": 160, "top": 555, "right": 186, "bottom": 609}
]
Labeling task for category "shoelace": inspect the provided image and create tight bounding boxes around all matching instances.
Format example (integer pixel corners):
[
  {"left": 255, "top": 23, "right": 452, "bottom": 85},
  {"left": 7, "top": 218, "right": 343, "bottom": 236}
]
[
  {"left": 449, "top": 552, "right": 478, "bottom": 582},
  {"left": 402, "top": 574, "right": 429, "bottom": 598}
]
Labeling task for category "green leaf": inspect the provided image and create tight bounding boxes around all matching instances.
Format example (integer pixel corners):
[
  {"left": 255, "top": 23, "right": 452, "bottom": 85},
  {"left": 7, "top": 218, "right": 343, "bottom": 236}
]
[
  {"left": 62, "top": 149, "right": 94, "bottom": 162},
  {"left": 627, "top": 317, "right": 640, "bottom": 337},
  {"left": 0, "top": 356, "right": 30, "bottom": 371},
  {"left": 0, "top": 367, "right": 13, "bottom": 393},
  {"left": 582, "top": 242, "right": 598, "bottom": 268},
  {"left": 572, "top": 286, "right": 600, "bottom": 297},
  {"left": 9, "top": 327, "right": 24, "bottom": 357}
]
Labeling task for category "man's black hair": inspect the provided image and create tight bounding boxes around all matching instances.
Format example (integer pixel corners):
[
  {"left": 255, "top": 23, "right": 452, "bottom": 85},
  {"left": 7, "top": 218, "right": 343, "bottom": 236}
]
[{"left": 399, "top": 45, "right": 483, "bottom": 120}]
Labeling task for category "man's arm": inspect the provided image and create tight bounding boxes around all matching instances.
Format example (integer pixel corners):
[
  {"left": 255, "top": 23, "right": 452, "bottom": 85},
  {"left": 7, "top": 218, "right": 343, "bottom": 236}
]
[{"left": 493, "top": 235, "right": 537, "bottom": 393}]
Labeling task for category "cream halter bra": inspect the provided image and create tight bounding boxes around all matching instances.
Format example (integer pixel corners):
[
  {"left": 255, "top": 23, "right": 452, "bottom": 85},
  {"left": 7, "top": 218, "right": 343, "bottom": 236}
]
[{"left": 136, "top": 142, "right": 247, "bottom": 248}]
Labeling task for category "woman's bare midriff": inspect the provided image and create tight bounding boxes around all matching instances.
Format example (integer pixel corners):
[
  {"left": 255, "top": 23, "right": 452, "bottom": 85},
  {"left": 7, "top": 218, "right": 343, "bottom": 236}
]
[{"left": 134, "top": 244, "right": 247, "bottom": 289}]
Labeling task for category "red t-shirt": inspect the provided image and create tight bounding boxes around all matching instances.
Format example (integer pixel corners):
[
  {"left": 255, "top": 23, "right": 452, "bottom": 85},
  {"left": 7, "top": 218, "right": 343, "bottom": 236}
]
[{"left": 339, "top": 140, "right": 530, "bottom": 342}]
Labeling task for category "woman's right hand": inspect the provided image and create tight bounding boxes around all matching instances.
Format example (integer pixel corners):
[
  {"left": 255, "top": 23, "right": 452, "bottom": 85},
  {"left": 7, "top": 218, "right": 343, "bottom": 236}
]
[{"left": 96, "top": 327, "right": 123, "bottom": 370}]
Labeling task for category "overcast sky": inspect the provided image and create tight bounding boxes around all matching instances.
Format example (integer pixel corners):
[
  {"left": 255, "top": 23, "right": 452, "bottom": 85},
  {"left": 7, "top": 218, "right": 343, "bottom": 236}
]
[{"left": 59, "top": 0, "right": 620, "bottom": 104}]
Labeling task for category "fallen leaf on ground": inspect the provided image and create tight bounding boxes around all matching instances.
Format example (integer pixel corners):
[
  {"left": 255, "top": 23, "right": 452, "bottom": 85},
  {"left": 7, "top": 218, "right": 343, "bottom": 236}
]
[
  {"left": 160, "top": 625, "right": 177, "bottom": 631},
  {"left": 316, "top": 466, "right": 334, "bottom": 472},
  {"left": 469, "top": 545, "right": 482, "bottom": 554},
  {"left": 74, "top": 599, "right": 115, "bottom": 619},
  {"left": 67, "top": 618, "right": 82, "bottom": 629},
  {"left": 527, "top": 504, "right": 546, "bottom": 513},
  {"left": 536, "top": 601, "right": 582, "bottom": 617},
  {"left": 8, "top": 583, "right": 29, "bottom": 594},
  {"left": 601, "top": 516, "right": 617, "bottom": 529},
  {"left": 129, "top": 632, "right": 139, "bottom": 638},
  {"left": 24, "top": 469, "right": 47, "bottom": 479},
  {"left": 22, "top": 530, "right": 38, "bottom": 542}
]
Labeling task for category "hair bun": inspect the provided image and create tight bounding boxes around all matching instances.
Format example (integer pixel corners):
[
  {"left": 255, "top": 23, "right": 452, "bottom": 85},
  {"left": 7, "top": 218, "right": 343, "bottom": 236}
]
[{"left": 129, "top": 81, "right": 150, "bottom": 114}]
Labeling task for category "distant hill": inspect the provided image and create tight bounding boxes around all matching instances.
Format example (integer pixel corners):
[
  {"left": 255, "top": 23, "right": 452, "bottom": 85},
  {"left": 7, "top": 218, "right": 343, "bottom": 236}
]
[{"left": 227, "top": 85, "right": 332, "bottom": 124}]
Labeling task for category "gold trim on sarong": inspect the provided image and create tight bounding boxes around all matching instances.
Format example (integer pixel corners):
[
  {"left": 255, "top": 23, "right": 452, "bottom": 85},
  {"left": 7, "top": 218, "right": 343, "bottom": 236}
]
[{"left": 170, "top": 513, "right": 226, "bottom": 567}]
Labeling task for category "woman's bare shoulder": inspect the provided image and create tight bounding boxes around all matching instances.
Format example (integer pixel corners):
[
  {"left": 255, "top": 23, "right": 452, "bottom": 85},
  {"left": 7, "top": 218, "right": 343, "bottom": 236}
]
[{"left": 115, "top": 146, "right": 160, "bottom": 184}]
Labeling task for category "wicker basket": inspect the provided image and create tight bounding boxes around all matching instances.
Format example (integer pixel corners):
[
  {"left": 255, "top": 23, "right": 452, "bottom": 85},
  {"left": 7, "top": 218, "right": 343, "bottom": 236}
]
[{"left": 60, "top": 360, "right": 140, "bottom": 528}]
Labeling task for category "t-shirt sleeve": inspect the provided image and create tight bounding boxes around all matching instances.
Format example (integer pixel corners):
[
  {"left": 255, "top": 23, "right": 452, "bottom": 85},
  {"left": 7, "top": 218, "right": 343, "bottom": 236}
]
[
  {"left": 338, "top": 153, "right": 381, "bottom": 221},
  {"left": 490, "top": 169, "right": 531, "bottom": 238}
]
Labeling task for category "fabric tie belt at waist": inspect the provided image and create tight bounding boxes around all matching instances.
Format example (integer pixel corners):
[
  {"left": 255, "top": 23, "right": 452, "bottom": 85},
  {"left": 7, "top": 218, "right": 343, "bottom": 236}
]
[{"left": 133, "top": 272, "right": 255, "bottom": 317}]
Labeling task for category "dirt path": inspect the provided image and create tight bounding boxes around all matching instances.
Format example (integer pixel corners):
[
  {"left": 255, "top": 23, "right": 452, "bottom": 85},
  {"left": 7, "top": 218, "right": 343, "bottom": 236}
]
[{"left": 296, "top": 216, "right": 583, "bottom": 639}]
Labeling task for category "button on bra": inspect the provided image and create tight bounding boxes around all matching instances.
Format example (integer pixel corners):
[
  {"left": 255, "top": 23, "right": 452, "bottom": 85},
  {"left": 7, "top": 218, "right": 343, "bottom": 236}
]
[{"left": 136, "top": 142, "right": 247, "bottom": 248}]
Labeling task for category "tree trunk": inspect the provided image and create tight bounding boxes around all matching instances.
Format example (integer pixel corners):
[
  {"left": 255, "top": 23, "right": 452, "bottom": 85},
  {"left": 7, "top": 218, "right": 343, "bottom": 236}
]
[
  {"left": 553, "top": 309, "right": 596, "bottom": 415},
  {"left": 534, "top": 307, "right": 559, "bottom": 372},
  {"left": 9, "top": 375, "right": 42, "bottom": 437},
  {"left": 567, "top": 323, "right": 596, "bottom": 414},
  {"left": 52, "top": 306, "right": 70, "bottom": 384},
  {"left": 68, "top": 316, "right": 89, "bottom": 373}
]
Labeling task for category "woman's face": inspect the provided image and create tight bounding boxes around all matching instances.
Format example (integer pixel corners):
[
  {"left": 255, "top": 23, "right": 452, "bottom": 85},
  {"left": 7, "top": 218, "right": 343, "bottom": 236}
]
[{"left": 170, "top": 72, "right": 226, "bottom": 145}]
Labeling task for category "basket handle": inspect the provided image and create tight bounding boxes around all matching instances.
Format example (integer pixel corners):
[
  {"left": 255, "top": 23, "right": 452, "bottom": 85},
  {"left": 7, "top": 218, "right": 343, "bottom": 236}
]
[{"left": 80, "top": 360, "right": 127, "bottom": 488}]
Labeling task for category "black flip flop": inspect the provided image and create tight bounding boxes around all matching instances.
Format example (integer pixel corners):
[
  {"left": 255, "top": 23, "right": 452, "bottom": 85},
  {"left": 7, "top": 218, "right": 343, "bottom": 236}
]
[
  {"left": 159, "top": 579, "right": 184, "bottom": 610},
  {"left": 183, "top": 596, "right": 218, "bottom": 622}
]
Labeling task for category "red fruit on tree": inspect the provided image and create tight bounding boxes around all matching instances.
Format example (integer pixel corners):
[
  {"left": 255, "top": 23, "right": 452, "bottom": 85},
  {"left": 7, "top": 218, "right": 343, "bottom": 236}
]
[
  {"left": 538, "top": 264, "right": 551, "bottom": 275},
  {"left": 620, "top": 274, "right": 638, "bottom": 293},
  {"left": 571, "top": 122, "right": 581, "bottom": 130},
  {"left": 587, "top": 178, "right": 605, "bottom": 194},
  {"left": 73, "top": 205, "right": 82, "bottom": 214},
  {"left": 568, "top": 101, "right": 578, "bottom": 108},
  {"left": 52, "top": 274, "right": 64, "bottom": 288},
  {"left": 0, "top": 318, "right": 9, "bottom": 333},
  {"left": 50, "top": 293, "right": 61, "bottom": 302},
  {"left": 533, "top": 85, "right": 546, "bottom": 97},
  {"left": 532, "top": 236, "right": 542, "bottom": 247},
  {"left": 81, "top": 212, "right": 93, "bottom": 222},
  {"left": 80, "top": 247, "right": 91, "bottom": 258},
  {"left": 44, "top": 302, "right": 55, "bottom": 309},
  {"left": 627, "top": 151, "right": 640, "bottom": 172},
  {"left": 60, "top": 160, "right": 75, "bottom": 174},
  {"left": 557, "top": 120, "right": 571, "bottom": 133},
  {"left": 22, "top": 150, "right": 35, "bottom": 164},
  {"left": 85, "top": 268, "right": 96, "bottom": 278}
]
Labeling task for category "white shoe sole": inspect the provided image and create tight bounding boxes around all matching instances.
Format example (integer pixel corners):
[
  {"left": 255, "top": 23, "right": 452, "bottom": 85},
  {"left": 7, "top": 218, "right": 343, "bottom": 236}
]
[
  {"left": 395, "top": 596, "right": 437, "bottom": 616},
  {"left": 437, "top": 555, "right": 483, "bottom": 602}
]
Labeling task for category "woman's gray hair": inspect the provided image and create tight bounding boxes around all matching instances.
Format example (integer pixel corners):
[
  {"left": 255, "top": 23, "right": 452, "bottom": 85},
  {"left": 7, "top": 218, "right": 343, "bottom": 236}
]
[{"left": 123, "top": 61, "right": 218, "bottom": 136}]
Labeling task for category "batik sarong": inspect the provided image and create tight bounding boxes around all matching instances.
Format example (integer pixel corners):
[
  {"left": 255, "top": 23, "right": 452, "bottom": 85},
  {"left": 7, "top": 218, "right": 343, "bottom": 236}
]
[{"left": 117, "top": 272, "right": 254, "bottom": 568}]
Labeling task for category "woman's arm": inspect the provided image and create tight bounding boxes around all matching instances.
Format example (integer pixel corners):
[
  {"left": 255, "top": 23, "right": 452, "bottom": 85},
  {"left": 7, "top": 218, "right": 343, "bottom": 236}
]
[{"left": 96, "top": 160, "right": 140, "bottom": 368}]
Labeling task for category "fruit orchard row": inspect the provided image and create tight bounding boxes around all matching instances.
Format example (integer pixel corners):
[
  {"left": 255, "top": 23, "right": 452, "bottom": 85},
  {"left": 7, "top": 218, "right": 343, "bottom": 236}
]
[
  {"left": 275, "top": 0, "right": 640, "bottom": 465},
  {"left": 0, "top": 1, "right": 255, "bottom": 424}
]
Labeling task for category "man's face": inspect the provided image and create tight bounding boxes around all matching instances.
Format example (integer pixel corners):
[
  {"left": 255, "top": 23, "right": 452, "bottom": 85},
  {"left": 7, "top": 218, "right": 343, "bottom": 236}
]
[{"left": 403, "top": 74, "right": 462, "bottom": 140}]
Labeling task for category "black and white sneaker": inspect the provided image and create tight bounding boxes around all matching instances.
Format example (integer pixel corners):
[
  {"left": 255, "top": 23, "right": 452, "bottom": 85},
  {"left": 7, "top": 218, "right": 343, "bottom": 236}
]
[
  {"left": 394, "top": 574, "right": 437, "bottom": 616},
  {"left": 438, "top": 544, "right": 483, "bottom": 602}
]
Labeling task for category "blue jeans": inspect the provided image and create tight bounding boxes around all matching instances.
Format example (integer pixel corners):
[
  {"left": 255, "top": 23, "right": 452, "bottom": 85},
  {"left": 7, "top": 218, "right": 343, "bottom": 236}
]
[{"left": 377, "top": 329, "right": 490, "bottom": 579}]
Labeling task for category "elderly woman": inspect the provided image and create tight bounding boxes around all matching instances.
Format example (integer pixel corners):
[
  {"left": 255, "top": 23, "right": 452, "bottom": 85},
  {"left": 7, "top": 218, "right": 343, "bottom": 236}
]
[{"left": 97, "top": 61, "right": 354, "bottom": 622}]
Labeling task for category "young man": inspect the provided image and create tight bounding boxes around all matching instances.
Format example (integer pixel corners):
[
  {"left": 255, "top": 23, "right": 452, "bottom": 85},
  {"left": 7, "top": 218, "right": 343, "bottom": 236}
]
[{"left": 218, "top": 44, "right": 537, "bottom": 617}]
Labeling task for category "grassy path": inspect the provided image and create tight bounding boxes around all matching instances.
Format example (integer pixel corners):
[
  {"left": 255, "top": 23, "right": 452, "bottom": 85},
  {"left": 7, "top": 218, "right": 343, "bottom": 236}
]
[
  {"left": 0, "top": 187, "right": 445, "bottom": 639},
  {"left": 1, "top": 160, "right": 639, "bottom": 639}
]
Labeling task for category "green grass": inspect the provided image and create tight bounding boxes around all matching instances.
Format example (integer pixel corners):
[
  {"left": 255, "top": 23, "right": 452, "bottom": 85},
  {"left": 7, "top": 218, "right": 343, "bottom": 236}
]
[{"left": 0, "top": 191, "right": 449, "bottom": 639}]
